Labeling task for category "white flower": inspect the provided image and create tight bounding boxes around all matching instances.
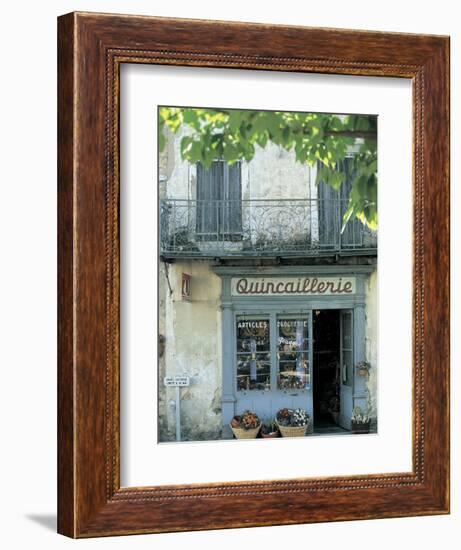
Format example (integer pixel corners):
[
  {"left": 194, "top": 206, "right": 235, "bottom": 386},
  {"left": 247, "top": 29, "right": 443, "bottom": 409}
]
[{"left": 352, "top": 406, "right": 370, "bottom": 424}]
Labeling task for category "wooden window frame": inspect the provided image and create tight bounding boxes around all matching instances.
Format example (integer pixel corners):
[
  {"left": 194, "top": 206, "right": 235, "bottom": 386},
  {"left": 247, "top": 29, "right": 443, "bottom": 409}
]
[{"left": 58, "top": 12, "right": 450, "bottom": 537}]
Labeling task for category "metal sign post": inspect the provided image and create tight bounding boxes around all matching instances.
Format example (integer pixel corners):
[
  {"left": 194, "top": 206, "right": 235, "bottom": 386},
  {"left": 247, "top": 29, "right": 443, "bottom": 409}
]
[{"left": 164, "top": 376, "right": 190, "bottom": 441}]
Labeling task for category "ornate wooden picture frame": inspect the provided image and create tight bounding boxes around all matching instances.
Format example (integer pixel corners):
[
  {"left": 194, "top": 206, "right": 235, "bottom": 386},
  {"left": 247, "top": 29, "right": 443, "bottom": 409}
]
[{"left": 57, "top": 12, "right": 450, "bottom": 537}]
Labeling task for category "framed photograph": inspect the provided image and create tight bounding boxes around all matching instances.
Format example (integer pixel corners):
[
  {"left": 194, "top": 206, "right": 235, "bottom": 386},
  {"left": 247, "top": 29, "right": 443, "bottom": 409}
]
[{"left": 58, "top": 12, "right": 450, "bottom": 537}]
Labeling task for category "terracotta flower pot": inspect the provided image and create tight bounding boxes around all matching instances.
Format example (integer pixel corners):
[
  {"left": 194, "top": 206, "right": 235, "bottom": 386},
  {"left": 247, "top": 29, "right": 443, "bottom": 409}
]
[{"left": 261, "top": 430, "right": 279, "bottom": 438}]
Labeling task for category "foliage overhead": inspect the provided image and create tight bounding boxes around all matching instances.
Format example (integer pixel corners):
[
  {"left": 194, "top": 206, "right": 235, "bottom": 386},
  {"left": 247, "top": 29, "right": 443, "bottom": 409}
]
[{"left": 158, "top": 107, "right": 377, "bottom": 230}]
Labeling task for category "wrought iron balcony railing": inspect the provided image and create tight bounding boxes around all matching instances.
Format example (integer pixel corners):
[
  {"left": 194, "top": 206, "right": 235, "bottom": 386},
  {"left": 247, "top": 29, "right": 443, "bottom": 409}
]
[{"left": 160, "top": 199, "right": 377, "bottom": 259}]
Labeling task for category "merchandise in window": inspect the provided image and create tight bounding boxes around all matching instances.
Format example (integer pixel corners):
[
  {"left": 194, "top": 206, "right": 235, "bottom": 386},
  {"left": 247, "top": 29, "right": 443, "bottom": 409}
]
[
  {"left": 277, "top": 317, "right": 310, "bottom": 390},
  {"left": 236, "top": 318, "right": 270, "bottom": 391}
]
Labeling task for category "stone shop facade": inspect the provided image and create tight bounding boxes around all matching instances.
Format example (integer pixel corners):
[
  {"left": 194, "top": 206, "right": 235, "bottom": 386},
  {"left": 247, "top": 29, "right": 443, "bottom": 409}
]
[{"left": 158, "top": 127, "right": 377, "bottom": 442}]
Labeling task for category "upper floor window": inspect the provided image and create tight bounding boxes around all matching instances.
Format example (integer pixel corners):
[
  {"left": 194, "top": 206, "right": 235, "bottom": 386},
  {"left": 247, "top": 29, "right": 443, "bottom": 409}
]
[{"left": 196, "top": 160, "right": 242, "bottom": 240}]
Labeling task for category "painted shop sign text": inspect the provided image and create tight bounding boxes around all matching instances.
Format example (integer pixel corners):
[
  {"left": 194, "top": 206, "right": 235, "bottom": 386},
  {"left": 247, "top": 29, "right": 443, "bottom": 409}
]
[{"left": 231, "top": 277, "right": 356, "bottom": 296}]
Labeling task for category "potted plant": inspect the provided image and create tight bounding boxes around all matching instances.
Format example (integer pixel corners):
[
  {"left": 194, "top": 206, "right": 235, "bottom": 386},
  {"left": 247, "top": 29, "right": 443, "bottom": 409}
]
[
  {"left": 260, "top": 421, "right": 279, "bottom": 438},
  {"left": 356, "top": 361, "right": 371, "bottom": 377},
  {"left": 275, "top": 407, "right": 310, "bottom": 437},
  {"left": 351, "top": 406, "right": 371, "bottom": 434},
  {"left": 230, "top": 410, "right": 261, "bottom": 439}
]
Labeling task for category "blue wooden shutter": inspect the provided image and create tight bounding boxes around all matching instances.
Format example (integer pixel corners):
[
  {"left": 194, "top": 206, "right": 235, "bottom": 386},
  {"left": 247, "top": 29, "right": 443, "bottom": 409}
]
[
  {"left": 338, "top": 159, "right": 362, "bottom": 248},
  {"left": 318, "top": 166, "right": 340, "bottom": 249},
  {"left": 222, "top": 162, "right": 242, "bottom": 237},
  {"left": 196, "top": 161, "right": 222, "bottom": 238},
  {"left": 196, "top": 160, "right": 242, "bottom": 239},
  {"left": 317, "top": 158, "right": 361, "bottom": 250}
]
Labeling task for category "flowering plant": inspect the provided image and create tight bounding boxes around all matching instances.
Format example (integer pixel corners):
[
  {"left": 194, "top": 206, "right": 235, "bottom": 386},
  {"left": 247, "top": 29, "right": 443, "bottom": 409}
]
[
  {"left": 275, "top": 408, "right": 292, "bottom": 426},
  {"left": 291, "top": 408, "right": 310, "bottom": 426},
  {"left": 230, "top": 410, "right": 260, "bottom": 430},
  {"left": 351, "top": 406, "right": 370, "bottom": 424},
  {"left": 276, "top": 407, "right": 309, "bottom": 427}
]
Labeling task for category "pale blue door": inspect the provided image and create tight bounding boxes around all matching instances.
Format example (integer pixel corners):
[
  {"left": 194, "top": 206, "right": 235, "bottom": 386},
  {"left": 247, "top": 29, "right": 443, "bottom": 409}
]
[{"left": 339, "top": 309, "right": 354, "bottom": 429}]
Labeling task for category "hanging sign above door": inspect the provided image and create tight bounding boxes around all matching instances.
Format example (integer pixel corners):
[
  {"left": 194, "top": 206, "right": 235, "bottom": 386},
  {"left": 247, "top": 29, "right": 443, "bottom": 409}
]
[{"left": 231, "top": 276, "right": 356, "bottom": 296}]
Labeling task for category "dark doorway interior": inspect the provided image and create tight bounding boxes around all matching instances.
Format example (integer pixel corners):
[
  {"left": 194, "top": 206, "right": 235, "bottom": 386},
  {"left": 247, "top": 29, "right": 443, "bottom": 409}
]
[{"left": 313, "top": 310, "right": 342, "bottom": 432}]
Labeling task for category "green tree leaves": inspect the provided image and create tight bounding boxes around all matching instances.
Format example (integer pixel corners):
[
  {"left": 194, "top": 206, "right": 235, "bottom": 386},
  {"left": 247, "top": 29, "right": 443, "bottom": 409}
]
[{"left": 158, "top": 107, "right": 378, "bottom": 229}]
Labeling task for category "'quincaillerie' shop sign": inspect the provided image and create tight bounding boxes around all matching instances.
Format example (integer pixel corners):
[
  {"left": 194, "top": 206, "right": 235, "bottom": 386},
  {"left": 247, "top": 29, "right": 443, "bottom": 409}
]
[{"left": 231, "top": 276, "right": 356, "bottom": 296}]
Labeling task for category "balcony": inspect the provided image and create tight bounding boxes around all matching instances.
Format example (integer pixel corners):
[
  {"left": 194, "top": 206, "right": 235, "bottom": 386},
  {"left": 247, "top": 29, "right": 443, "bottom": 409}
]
[{"left": 160, "top": 199, "right": 377, "bottom": 259}]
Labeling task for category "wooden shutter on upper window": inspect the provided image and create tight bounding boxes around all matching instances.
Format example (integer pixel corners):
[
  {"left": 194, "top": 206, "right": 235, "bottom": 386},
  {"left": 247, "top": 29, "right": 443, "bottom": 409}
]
[
  {"left": 222, "top": 162, "right": 242, "bottom": 237},
  {"left": 317, "top": 158, "right": 363, "bottom": 250},
  {"left": 196, "top": 160, "right": 242, "bottom": 240},
  {"left": 196, "top": 161, "right": 222, "bottom": 238}
]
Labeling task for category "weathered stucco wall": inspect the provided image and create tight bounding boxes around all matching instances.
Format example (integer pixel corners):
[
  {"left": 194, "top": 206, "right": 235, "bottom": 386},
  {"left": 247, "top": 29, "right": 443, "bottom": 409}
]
[
  {"left": 158, "top": 261, "right": 223, "bottom": 442},
  {"left": 160, "top": 127, "right": 193, "bottom": 200},
  {"left": 244, "top": 141, "right": 314, "bottom": 200},
  {"left": 160, "top": 126, "right": 316, "bottom": 201},
  {"left": 365, "top": 270, "right": 378, "bottom": 420}
]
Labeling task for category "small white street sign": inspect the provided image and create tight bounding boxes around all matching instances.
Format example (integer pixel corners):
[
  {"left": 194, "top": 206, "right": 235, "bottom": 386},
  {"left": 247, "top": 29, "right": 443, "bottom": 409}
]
[
  {"left": 164, "top": 375, "right": 190, "bottom": 387},
  {"left": 163, "top": 375, "right": 190, "bottom": 442}
]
